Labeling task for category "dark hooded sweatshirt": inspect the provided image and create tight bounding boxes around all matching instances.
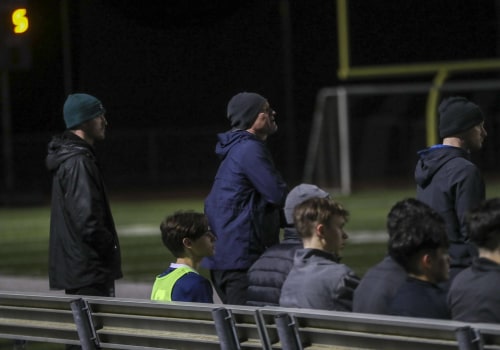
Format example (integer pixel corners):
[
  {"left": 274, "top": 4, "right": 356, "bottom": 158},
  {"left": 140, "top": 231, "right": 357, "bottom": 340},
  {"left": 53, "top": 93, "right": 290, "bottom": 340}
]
[
  {"left": 415, "top": 145, "right": 484, "bottom": 268},
  {"left": 46, "top": 131, "right": 122, "bottom": 290}
]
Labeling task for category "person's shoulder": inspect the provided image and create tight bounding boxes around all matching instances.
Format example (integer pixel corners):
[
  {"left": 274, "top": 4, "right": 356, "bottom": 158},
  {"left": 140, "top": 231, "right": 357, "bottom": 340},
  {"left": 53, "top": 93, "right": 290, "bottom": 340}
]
[
  {"left": 265, "top": 242, "right": 301, "bottom": 256},
  {"left": 238, "top": 134, "right": 265, "bottom": 151},
  {"left": 449, "top": 267, "right": 473, "bottom": 291},
  {"left": 172, "top": 271, "right": 213, "bottom": 302},
  {"left": 446, "top": 155, "right": 476, "bottom": 168},
  {"left": 438, "top": 147, "right": 475, "bottom": 169},
  {"left": 453, "top": 259, "right": 500, "bottom": 287},
  {"left": 336, "top": 262, "right": 356, "bottom": 274},
  {"left": 61, "top": 148, "right": 95, "bottom": 169},
  {"left": 220, "top": 131, "right": 263, "bottom": 157},
  {"left": 181, "top": 271, "right": 209, "bottom": 282},
  {"left": 317, "top": 259, "right": 358, "bottom": 280},
  {"left": 175, "top": 271, "right": 211, "bottom": 292},
  {"left": 444, "top": 157, "right": 481, "bottom": 183},
  {"left": 365, "top": 256, "right": 405, "bottom": 275},
  {"left": 249, "top": 244, "right": 299, "bottom": 272}
]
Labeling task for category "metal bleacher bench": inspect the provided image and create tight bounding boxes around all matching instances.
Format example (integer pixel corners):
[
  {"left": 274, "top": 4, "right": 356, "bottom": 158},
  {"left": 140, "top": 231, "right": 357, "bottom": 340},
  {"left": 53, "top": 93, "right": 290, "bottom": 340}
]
[
  {"left": 0, "top": 292, "right": 80, "bottom": 347},
  {"left": 1, "top": 291, "right": 500, "bottom": 350}
]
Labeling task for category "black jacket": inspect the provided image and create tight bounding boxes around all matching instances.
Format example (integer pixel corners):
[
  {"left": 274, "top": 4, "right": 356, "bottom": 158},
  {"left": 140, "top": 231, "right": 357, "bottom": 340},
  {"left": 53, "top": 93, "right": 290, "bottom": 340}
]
[
  {"left": 353, "top": 255, "right": 406, "bottom": 314},
  {"left": 448, "top": 257, "right": 500, "bottom": 323},
  {"left": 246, "top": 227, "right": 302, "bottom": 306},
  {"left": 46, "top": 131, "right": 122, "bottom": 290},
  {"left": 415, "top": 145, "right": 484, "bottom": 267},
  {"left": 389, "top": 277, "right": 450, "bottom": 319}
]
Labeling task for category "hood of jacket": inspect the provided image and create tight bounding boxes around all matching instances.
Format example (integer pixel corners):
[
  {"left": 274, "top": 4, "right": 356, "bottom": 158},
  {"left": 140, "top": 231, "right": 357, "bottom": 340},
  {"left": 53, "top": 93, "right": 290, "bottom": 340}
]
[
  {"left": 415, "top": 145, "right": 470, "bottom": 188},
  {"left": 46, "top": 131, "right": 95, "bottom": 172},
  {"left": 215, "top": 129, "right": 260, "bottom": 160}
]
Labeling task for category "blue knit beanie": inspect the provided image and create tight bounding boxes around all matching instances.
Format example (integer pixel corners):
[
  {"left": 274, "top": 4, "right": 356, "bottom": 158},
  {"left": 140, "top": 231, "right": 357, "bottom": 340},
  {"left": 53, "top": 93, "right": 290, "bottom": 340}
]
[
  {"left": 439, "top": 96, "right": 484, "bottom": 138},
  {"left": 63, "top": 93, "right": 106, "bottom": 129},
  {"left": 227, "top": 92, "right": 266, "bottom": 130}
]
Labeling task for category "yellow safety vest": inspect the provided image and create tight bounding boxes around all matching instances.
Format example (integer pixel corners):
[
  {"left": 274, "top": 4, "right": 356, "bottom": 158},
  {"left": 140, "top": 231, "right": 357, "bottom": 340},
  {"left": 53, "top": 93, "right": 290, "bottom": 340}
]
[{"left": 150, "top": 266, "right": 197, "bottom": 301}]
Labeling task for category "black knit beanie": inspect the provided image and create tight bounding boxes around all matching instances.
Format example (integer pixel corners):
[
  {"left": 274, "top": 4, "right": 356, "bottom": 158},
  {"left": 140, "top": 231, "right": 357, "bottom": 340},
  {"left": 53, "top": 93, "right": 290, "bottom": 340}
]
[
  {"left": 439, "top": 96, "right": 484, "bottom": 138},
  {"left": 227, "top": 92, "right": 266, "bottom": 130}
]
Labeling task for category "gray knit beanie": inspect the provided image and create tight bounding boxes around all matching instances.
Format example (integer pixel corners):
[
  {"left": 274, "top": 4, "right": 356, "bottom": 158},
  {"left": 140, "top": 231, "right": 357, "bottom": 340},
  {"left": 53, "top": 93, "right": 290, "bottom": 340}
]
[{"left": 227, "top": 92, "right": 266, "bottom": 130}]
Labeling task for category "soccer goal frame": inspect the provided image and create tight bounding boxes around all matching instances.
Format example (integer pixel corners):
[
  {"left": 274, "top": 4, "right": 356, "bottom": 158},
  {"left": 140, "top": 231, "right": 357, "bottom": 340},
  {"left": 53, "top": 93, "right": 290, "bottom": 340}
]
[{"left": 303, "top": 79, "right": 500, "bottom": 195}]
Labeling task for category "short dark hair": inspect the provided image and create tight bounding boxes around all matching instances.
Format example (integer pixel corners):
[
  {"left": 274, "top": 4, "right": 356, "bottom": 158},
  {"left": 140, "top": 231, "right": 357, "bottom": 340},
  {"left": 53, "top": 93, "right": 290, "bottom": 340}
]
[
  {"left": 293, "top": 197, "right": 349, "bottom": 239},
  {"left": 387, "top": 198, "right": 437, "bottom": 238},
  {"left": 467, "top": 198, "right": 500, "bottom": 251},
  {"left": 388, "top": 198, "right": 449, "bottom": 274},
  {"left": 160, "top": 211, "right": 209, "bottom": 258}
]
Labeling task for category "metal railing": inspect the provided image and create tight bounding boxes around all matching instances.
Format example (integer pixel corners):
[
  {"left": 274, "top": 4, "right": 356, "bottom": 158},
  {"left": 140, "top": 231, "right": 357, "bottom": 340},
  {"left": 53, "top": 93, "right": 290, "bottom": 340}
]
[{"left": 1, "top": 291, "right": 499, "bottom": 350}]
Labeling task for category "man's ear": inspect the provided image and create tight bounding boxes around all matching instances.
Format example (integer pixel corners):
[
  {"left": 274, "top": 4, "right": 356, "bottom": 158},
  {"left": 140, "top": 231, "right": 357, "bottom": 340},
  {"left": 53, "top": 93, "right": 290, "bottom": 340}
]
[
  {"left": 421, "top": 252, "right": 433, "bottom": 270},
  {"left": 182, "top": 237, "right": 192, "bottom": 249}
]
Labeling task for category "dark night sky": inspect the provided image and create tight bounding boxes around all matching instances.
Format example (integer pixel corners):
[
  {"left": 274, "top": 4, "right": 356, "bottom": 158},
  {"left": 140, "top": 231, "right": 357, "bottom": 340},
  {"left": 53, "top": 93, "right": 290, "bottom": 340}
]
[
  {"left": 10, "top": 0, "right": 496, "bottom": 131},
  {"left": 2, "top": 0, "right": 500, "bottom": 194}
]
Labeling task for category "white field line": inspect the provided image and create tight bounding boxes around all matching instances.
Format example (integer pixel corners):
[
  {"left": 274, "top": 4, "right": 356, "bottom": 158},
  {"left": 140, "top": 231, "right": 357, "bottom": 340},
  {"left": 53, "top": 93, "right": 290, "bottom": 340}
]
[
  {"left": 118, "top": 225, "right": 158, "bottom": 236},
  {"left": 117, "top": 225, "right": 387, "bottom": 244}
]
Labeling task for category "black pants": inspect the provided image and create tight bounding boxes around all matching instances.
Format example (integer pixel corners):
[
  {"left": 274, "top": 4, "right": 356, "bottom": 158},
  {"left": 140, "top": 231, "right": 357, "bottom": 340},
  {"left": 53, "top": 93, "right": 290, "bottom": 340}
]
[
  {"left": 65, "top": 281, "right": 115, "bottom": 349},
  {"left": 210, "top": 269, "right": 249, "bottom": 305},
  {"left": 65, "top": 280, "right": 115, "bottom": 297}
]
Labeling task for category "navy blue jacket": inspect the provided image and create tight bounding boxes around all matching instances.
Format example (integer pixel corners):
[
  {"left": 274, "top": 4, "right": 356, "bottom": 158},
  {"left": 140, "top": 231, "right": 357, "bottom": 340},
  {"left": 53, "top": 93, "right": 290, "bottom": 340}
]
[
  {"left": 203, "top": 130, "right": 287, "bottom": 270},
  {"left": 389, "top": 277, "right": 450, "bottom": 319},
  {"left": 246, "top": 227, "right": 302, "bottom": 306},
  {"left": 353, "top": 255, "right": 407, "bottom": 314},
  {"left": 448, "top": 257, "right": 500, "bottom": 323},
  {"left": 415, "top": 145, "right": 483, "bottom": 267}
]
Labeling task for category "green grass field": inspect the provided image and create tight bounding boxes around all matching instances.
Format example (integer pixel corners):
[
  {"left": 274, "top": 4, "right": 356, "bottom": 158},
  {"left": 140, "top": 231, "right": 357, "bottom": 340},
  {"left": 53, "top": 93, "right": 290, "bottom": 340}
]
[
  {"left": 2, "top": 181, "right": 500, "bottom": 281},
  {"left": 0, "top": 186, "right": 404, "bottom": 281}
]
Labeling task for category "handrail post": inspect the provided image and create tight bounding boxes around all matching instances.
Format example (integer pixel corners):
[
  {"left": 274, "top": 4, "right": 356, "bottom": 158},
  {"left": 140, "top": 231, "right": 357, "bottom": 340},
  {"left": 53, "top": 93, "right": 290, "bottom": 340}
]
[
  {"left": 274, "top": 313, "right": 303, "bottom": 350},
  {"left": 211, "top": 307, "right": 241, "bottom": 350},
  {"left": 455, "top": 326, "right": 484, "bottom": 350},
  {"left": 254, "top": 309, "right": 272, "bottom": 350},
  {"left": 70, "top": 298, "right": 99, "bottom": 350}
]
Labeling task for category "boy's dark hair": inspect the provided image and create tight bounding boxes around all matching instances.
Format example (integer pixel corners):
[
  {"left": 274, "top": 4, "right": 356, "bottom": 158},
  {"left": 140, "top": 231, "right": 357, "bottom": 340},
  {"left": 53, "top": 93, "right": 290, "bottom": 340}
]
[
  {"left": 388, "top": 198, "right": 449, "bottom": 275},
  {"left": 387, "top": 198, "right": 438, "bottom": 238},
  {"left": 467, "top": 198, "right": 500, "bottom": 251},
  {"left": 293, "top": 197, "right": 349, "bottom": 239},
  {"left": 160, "top": 211, "right": 209, "bottom": 258}
]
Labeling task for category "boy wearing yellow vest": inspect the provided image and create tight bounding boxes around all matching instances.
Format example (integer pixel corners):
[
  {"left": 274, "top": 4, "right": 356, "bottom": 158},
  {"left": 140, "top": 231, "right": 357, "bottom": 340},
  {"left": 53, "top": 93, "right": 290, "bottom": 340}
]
[{"left": 151, "top": 211, "right": 216, "bottom": 303}]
